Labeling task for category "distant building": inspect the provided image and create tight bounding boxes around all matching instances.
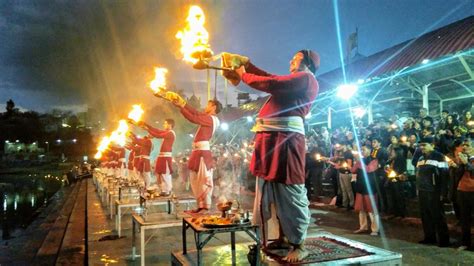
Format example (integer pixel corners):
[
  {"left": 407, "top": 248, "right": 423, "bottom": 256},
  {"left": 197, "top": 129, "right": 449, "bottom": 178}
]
[
  {"left": 187, "top": 93, "right": 201, "bottom": 109},
  {"left": 4, "top": 141, "right": 42, "bottom": 154}
]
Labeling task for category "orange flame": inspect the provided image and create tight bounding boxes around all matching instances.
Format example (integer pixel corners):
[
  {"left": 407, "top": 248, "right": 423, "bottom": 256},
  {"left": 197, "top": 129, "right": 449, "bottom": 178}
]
[
  {"left": 97, "top": 136, "right": 111, "bottom": 152},
  {"left": 150, "top": 67, "right": 168, "bottom": 93},
  {"left": 94, "top": 151, "right": 102, "bottom": 159},
  {"left": 128, "top": 105, "right": 144, "bottom": 122},
  {"left": 388, "top": 170, "right": 397, "bottom": 178},
  {"left": 176, "top": 5, "right": 213, "bottom": 64},
  {"left": 116, "top": 120, "right": 129, "bottom": 134}
]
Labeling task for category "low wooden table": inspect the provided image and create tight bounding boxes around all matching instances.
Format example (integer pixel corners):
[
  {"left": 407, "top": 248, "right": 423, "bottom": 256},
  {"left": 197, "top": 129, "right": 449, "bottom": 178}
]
[
  {"left": 181, "top": 217, "right": 260, "bottom": 266},
  {"left": 132, "top": 213, "right": 187, "bottom": 266}
]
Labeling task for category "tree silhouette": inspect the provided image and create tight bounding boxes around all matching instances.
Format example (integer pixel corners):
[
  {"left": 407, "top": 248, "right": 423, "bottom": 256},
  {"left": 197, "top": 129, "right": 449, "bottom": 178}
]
[{"left": 6, "top": 99, "right": 15, "bottom": 114}]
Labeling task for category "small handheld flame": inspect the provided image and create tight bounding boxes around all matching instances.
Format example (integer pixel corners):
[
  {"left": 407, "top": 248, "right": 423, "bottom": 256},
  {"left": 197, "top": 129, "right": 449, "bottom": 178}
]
[
  {"left": 150, "top": 67, "right": 168, "bottom": 94},
  {"left": 342, "top": 162, "right": 348, "bottom": 168},
  {"left": 128, "top": 105, "right": 144, "bottom": 123},
  {"left": 401, "top": 136, "right": 408, "bottom": 142},
  {"left": 445, "top": 156, "right": 452, "bottom": 162},
  {"left": 388, "top": 170, "right": 397, "bottom": 178},
  {"left": 315, "top": 153, "right": 321, "bottom": 160},
  {"left": 176, "top": 5, "right": 213, "bottom": 64}
]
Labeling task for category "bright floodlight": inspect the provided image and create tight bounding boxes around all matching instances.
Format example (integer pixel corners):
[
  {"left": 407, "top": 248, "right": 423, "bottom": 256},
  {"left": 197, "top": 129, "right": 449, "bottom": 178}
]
[
  {"left": 220, "top": 123, "right": 229, "bottom": 131},
  {"left": 422, "top": 59, "right": 429, "bottom": 64},
  {"left": 336, "top": 84, "right": 358, "bottom": 100},
  {"left": 353, "top": 107, "right": 366, "bottom": 118},
  {"left": 246, "top": 116, "right": 253, "bottom": 122}
]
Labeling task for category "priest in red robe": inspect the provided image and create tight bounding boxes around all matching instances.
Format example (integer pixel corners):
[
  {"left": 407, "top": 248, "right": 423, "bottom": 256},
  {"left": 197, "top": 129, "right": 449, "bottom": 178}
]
[
  {"left": 138, "top": 119, "right": 176, "bottom": 196},
  {"left": 157, "top": 92, "right": 222, "bottom": 213},
  {"left": 224, "top": 49, "right": 320, "bottom": 263}
]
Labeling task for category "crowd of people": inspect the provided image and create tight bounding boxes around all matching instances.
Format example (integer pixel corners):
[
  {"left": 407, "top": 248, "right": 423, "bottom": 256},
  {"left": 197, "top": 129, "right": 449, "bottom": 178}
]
[{"left": 302, "top": 107, "right": 473, "bottom": 249}]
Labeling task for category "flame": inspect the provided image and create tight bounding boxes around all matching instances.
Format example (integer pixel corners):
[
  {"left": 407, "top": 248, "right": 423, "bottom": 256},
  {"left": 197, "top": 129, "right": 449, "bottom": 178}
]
[
  {"left": 388, "top": 170, "right": 397, "bottom": 178},
  {"left": 176, "top": 5, "right": 213, "bottom": 64},
  {"left": 150, "top": 67, "right": 168, "bottom": 93},
  {"left": 98, "top": 136, "right": 111, "bottom": 152},
  {"left": 315, "top": 153, "right": 321, "bottom": 160},
  {"left": 445, "top": 156, "right": 452, "bottom": 162},
  {"left": 401, "top": 136, "right": 408, "bottom": 142},
  {"left": 94, "top": 151, "right": 102, "bottom": 159},
  {"left": 128, "top": 105, "right": 144, "bottom": 122},
  {"left": 108, "top": 120, "right": 129, "bottom": 147},
  {"left": 117, "top": 120, "right": 129, "bottom": 134},
  {"left": 342, "top": 162, "right": 348, "bottom": 168}
]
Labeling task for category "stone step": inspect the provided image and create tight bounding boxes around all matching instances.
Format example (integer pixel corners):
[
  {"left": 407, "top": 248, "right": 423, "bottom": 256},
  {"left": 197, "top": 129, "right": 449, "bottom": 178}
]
[
  {"left": 33, "top": 180, "right": 83, "bottom": 265},
  {"left": 56, "top": 179, "right": 87, "bottom": 265}
]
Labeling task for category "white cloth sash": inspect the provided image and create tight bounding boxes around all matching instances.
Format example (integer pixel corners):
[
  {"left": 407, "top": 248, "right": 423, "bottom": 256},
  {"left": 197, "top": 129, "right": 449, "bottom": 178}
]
[
  {"left": 158, "top": 152, "right": 172, "bottom": 157},
  {"left": 192, "top": 141, "right": 210, "bottom": 151},
  {"left": 253, "top": 116, "right": 305, "bottom": 135}
]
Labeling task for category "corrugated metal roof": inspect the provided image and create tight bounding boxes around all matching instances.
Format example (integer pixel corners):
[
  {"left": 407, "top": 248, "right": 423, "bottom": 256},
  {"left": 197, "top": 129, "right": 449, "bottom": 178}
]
[{"left": 318, "top": 15, "right": 474, "bottom": 92}]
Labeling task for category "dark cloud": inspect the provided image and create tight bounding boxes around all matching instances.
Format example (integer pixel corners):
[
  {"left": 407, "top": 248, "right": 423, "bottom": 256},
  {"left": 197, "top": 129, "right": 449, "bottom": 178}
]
[{"left": 0, "top": 0, "right": 471, "bottom": 114}]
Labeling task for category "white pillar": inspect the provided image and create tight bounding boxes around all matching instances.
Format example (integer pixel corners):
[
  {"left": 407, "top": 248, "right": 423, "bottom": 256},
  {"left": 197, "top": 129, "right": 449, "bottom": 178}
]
[
  {"left": 422, "top": 84, "right": 429, "bottom": 113},
  {"left": 368, "top": 103, "right": 373, "bottom": 125},
  {"left": 328, "top": 108, "right": 332, "bottom": 129}
]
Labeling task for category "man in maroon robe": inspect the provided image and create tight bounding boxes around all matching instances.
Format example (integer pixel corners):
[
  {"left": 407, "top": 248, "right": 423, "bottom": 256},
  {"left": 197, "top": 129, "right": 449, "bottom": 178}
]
[
  {"left": 129, "top": 133, "right": 153, "bottom": 188},
  {"left": 225, "top": 49, "right": 320, "bottom": 262},
  {"left": 158, "top": 92, "right": 222, "bottom": 212},
  {"left": 138, "top": 119, "right": 176, "bottom": 196}
]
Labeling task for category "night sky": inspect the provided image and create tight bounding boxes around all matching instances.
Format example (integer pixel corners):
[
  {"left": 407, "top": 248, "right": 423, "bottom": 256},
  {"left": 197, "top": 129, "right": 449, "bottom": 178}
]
[{"left": 0, "top": 0, "right": 472, "bottom": 115}]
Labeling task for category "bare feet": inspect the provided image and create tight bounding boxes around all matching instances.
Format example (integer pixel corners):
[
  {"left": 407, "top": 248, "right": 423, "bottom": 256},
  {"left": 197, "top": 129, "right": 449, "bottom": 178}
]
[
  {"left": 283, "top": 244, "right": 309, "bottom": 263},
  {"left": 266, "top": 238, "right": 291, "bottom": 250}
]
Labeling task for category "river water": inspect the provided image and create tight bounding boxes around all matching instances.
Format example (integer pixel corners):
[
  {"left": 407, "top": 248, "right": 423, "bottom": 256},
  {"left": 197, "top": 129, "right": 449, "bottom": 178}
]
[{"left": 0, "top": 172, "right": 64, "bottom": 238}]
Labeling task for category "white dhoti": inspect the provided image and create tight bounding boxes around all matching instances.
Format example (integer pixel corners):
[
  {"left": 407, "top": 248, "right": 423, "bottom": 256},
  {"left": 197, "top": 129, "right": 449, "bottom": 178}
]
[
  {"left": 253, "top": 177, "right": 310, "bottom": 245},
  {"left": 158, "top": 162, "right": 173, "bottom": 193},
  {"left": 190, "top": 158, "right": 214, "bottom": 209},
  {"left": 119, "top": 159, "right": 127, "bottom": 179},
  {"left": 141, "top": 171, "right": 151, "bottom": 188}
]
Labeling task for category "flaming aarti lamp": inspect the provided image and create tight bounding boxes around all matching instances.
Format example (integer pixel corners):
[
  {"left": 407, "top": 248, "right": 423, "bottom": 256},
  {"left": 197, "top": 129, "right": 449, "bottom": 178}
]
[{"left": 191, "top": 50, "right": 233, "bottom": 71}]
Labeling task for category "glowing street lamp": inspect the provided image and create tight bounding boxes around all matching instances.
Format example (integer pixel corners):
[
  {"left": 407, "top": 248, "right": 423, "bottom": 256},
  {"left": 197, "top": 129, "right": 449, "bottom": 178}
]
[
  {"left": 220, "top": 123, "right": 229, "bottom": 131},
  {"left": 352, "top": 107, "right": 366, "bottom": 118},
  {"left": 336, "top": 84, "right": 358, "bottom": 100}
]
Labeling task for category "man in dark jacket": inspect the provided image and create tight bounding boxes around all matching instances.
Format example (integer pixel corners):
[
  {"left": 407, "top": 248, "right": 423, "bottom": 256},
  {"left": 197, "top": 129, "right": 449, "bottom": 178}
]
[{"left": 415, "top": 136, "right": 450, "bottom": 247}]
